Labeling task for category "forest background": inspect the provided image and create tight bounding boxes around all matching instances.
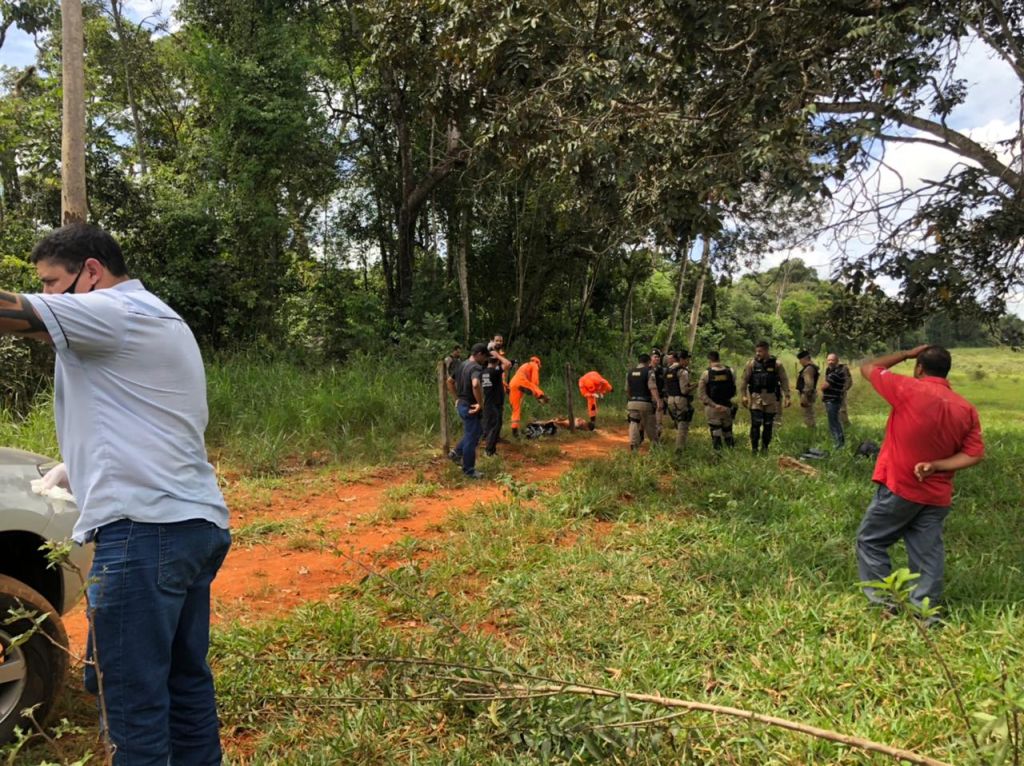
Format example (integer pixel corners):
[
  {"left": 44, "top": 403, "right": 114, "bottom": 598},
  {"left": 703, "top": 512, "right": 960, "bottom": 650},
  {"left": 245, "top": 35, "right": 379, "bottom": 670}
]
[{"left": 1, "top": 0, "right": 1023, "bottom": 465}]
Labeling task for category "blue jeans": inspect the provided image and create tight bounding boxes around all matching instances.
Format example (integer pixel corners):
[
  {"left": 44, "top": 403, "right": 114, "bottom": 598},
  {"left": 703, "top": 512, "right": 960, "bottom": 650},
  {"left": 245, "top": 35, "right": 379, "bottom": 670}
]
[
  {"left": 454, "top": 400, "right": 482, "bottom": 474},
  {"left": 824, "top": 398, "right": 845, "bottom": 448},
  {"left": 856, "top": 485, "right": 950, "bottom": 607},
  {"left": 85, "top": 519, "right": 231, "bottom": 765}
]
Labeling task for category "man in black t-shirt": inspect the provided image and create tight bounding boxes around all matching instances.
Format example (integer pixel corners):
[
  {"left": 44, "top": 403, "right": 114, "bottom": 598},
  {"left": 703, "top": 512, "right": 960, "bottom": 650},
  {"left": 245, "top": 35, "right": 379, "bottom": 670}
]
[
  {"left": 449, "top": 343, "right": 489, "bottom": 478},
  {"left": 481, "top": 352, "right": 506, "bottom": 456}
]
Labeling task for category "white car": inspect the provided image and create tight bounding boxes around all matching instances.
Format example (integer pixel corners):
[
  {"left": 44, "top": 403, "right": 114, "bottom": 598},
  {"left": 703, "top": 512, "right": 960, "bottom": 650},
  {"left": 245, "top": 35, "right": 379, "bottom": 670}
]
[{"left": 0, "top": 448, "right": 91, "bottom": 744}]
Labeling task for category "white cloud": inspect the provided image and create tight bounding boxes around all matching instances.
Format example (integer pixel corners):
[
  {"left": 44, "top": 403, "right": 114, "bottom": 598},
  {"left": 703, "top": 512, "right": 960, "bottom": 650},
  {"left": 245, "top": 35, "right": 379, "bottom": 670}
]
[
  {"left": 949, "top": 37, "right": 1020, "bottom": 131},
  {"left": 122, "top": 0, "right": 180, "bottom": 32}
]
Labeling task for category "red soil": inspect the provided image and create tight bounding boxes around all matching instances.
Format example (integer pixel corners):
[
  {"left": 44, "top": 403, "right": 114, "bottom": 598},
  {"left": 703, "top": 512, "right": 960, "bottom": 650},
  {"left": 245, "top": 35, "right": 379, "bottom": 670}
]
[{"left": 63, "top": 426, "right": 629, "bottom": 654}]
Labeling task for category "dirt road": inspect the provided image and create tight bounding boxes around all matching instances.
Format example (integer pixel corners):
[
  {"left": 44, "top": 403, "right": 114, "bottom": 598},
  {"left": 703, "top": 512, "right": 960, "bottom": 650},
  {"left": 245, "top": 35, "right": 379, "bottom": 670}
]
[{"left": 63, "top": 427, "right": 629, "bottom": 653}]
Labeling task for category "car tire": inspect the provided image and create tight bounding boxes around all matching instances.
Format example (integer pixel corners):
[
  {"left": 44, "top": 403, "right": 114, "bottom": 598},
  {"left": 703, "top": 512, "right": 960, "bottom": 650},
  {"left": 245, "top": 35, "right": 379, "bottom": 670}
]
[{"left": 0, "top": 574, "right": 69, "bottom": 745}]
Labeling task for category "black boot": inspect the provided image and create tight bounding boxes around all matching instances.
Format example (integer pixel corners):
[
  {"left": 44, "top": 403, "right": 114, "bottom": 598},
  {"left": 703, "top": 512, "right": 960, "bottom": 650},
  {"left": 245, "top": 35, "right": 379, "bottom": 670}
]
[
  {"left": 712, "top": 436, "right": 723, "bottom": 450},
  {"left": 588, "top": 417, "right": 596, "bottom": 431}
]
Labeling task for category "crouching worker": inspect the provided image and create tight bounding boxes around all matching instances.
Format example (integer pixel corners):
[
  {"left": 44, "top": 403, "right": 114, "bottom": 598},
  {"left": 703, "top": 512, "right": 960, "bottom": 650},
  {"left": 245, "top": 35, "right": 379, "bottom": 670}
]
[
  {"left": 699, "top": 351, "right": 737, "bottom": 449},
  {"left": 578, "top": 370, "right": 613, "bottom": 430},
  {"left": 664, "top": 350, "right": 696, "bottom": 451},
  {"left": 509, "top": 355, "right": 549, "bottom": 436},
  {"left": 626, "top": 353, "right": 661, "bottom": 452}
]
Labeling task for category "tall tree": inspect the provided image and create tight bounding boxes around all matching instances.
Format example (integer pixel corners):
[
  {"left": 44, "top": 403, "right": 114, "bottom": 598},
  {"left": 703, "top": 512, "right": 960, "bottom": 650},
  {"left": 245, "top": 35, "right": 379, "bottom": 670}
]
[{"left": 60, "top": 0, "right": 86, "bottom": 222}]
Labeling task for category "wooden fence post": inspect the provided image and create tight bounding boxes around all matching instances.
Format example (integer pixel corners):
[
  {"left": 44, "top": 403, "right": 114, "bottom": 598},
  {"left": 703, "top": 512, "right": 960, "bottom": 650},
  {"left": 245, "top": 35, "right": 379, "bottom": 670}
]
[
  {"left": 564, "top": 363, "right": 575, "bottom": 432},
  {"left": 438, "top": 360, "right": 450, "bottom": 454}
]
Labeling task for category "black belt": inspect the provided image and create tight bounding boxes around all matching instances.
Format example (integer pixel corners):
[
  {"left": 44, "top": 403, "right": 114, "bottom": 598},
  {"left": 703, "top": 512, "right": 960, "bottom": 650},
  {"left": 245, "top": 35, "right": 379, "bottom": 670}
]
[{"left": 628, "top": 397, "right": 652, "bottom": 402}]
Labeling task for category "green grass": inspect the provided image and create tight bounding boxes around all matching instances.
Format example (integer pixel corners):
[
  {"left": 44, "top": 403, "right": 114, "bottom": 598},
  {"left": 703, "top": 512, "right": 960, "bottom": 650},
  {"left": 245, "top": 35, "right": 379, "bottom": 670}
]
[
  {"left": 195, "top": 347, "right": 1024, "bottom": 763},
  {"left": 4, "top": 347, "right": 1022, "bottom": 764},
  {"left": 232, "top": 517, "right": 303, "bottom": 546}
]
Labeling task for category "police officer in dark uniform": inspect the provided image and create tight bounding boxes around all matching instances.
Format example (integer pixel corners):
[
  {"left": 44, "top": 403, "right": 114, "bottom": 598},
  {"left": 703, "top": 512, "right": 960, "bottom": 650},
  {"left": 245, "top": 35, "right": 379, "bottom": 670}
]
[
  {"left": 665, "top": 350, "right": 696, "bottom": 451},
  {"left": 650, "top": 349, "right": 667, "bottom": 440},
  {"left": 796, "top": 349, "right": 820, "bottom": 430},
  {"left": 480, "top": 352, "right": 506, "bottom": 456},
  {"left": 627, "top": 353, "right": 662, "bottom": 452},
  {"left": 698, "top": 351, "right": 737, "bottom": 449},
  {"left": 740, "top": 340, "right": 791, "bottom": 453}
]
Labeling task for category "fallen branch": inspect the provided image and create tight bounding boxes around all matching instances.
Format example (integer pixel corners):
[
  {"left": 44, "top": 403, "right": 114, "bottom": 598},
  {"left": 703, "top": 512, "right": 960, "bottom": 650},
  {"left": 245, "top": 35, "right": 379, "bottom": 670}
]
[
  {"left": 450, "top": 677, "right": 953, "bottom": 766},
  {"left": 248, "top": 654, "right": 952, "bottom": 765}
]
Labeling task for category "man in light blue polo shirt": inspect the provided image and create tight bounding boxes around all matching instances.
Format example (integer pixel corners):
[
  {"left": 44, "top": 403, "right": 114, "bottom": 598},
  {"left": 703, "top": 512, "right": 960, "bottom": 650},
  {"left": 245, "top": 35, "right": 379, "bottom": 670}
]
[{"left": 0, "top": 223, "right": 230, "bottom": 765}]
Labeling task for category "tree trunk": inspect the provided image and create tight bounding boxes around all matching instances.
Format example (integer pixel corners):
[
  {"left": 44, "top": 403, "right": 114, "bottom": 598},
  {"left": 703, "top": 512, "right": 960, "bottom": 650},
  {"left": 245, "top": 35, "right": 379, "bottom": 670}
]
[
  {"left": 663, "top": 240, "right": 690, "bottom": 351},
  {"left": 375, "top": 195, "right": 396, "bottom": 306},
  {"left": 510, "top": 188, "right": 527, "bottom": 342},
  {"left": 775, "top": 258, "right": 792, "bottom": 317},
  {"left": 686, "top": 237, "right": 712, "bottom": 352},
  {"left": 110, "top": 0, "right": 146, "bottom": 176},
  {"left": 456, "top": 206, "right": 471, "bottom": 346},
  {"left": 623, "top": 274, "right": 637, "bottom": 357},
  {"left": 573, "top": 253, "right": 604, "bottom": 347},
  {"left": 390, "top": 81, "right": 466, "bottom": 316},
  {"left": 61, "top": 0, "right": 87, "bottom": 224}
]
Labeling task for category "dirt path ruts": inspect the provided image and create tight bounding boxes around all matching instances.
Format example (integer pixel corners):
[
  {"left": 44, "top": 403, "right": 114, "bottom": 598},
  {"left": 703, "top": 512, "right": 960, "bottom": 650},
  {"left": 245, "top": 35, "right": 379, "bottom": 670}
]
[{"left": 63, "top": 427, "right": 629, "bottom": 653}]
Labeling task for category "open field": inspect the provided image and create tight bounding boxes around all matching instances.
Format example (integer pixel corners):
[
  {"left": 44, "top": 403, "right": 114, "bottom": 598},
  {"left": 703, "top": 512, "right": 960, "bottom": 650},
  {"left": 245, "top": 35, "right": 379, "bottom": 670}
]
[{"left": 5, "top": 348, "right": 1023, "bottom": 764}]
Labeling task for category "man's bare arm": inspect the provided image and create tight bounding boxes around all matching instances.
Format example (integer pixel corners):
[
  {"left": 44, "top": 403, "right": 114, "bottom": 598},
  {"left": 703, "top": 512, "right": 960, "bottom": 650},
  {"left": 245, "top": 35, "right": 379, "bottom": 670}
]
[
  {"left": 914, "top": 452, "right": 984, "bottom": 481},
  {"left": 0, "top": 292, "right": 51, "bottom": 343},
  {"left": 859, "top": 345, "right": 929, "bottom": 381}
]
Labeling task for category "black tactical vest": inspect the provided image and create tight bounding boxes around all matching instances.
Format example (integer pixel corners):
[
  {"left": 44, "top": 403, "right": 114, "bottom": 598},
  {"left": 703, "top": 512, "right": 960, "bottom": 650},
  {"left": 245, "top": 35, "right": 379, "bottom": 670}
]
[
  {"left": 706, "top": 366, "right": 736, "bottom": 405},
  {"left": 797, "top": 363, "right": 820, "bottom": 393},
  {"left": 653, "top": 364, "right": 666, "bottom": 396},
  {"left": 665, "top": 365, "right": 683, "bottom": 396},
  {"left": 749, "top": 356, "right": 780, "bottom": 393},
  {"left": 627, "top": 367, "right": 652, "bottom": 401}
]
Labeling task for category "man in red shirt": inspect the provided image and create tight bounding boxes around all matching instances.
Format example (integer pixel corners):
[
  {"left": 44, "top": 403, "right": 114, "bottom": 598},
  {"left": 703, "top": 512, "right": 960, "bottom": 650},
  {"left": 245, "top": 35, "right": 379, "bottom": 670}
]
[{"left": 857, "top": 345, "right": 984, "bottom": 611}]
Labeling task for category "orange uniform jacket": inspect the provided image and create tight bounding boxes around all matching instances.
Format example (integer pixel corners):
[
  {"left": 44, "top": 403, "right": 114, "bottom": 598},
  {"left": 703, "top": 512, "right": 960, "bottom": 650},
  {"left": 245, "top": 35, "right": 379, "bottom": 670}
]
[
  {"left": 510, "top": 361, "right": 544, "bottom": 397},
  {"left": 578, "top": 371, "right": 612, "bottom": 398}
]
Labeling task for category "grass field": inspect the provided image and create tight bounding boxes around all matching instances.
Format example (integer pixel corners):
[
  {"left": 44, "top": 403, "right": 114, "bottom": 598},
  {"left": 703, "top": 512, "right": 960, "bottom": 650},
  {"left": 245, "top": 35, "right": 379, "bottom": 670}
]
[
  {"left": 202, "top": 348, "right": 1023, "bottom": 764},
  {"left": 4, "top": 347, "right": 1022, "bottom": 764}
]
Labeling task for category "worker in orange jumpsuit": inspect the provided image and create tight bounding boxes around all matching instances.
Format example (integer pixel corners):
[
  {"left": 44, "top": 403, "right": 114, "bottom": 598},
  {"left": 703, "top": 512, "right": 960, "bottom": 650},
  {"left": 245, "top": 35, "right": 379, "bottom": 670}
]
[
  {"left": 578, "top": 371, "right": 613, "bottom": 430},
  {"left": 508, "top": 355, "right": 549, "bottom": 436}
]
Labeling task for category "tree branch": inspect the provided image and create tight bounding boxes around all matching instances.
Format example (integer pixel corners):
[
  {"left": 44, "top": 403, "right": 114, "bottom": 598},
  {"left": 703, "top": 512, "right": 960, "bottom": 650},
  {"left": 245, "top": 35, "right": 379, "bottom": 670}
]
[{"left": 816, "top": 100, "right": 1023, "bottom": 190}]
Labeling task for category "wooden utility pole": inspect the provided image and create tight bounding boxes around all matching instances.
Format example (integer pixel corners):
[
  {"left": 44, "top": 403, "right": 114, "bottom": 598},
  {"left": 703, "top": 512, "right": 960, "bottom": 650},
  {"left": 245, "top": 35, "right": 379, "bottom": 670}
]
[
  {"left": 61, "top": 0, "right": 88, "bottom": 223},
  {"left": 564, "top": 363, "right": 576, "bottom": 431},
  {"left": 437, "top": 360, "right": 451, "bottom": 454},
  {"left": 664, "top": 240, "right": 690, "bottom": 352},
  {"left": 686, "top": 237, "right": 712, "bottom": 352}
]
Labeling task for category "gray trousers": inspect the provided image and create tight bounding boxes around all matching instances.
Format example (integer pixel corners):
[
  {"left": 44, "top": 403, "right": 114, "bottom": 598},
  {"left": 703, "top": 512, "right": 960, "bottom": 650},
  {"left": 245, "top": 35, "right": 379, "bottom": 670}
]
[
  {"left": 627, "top": 400, "right": 657, "bottom": 450},
  {"left": 856, "top": 484, "right": 951, "bottom": 607}
]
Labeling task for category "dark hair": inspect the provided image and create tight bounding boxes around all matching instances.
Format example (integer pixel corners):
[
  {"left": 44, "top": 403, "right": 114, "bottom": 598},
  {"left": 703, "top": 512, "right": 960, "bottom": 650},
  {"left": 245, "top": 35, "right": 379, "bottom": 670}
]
[
  {"left": 638, "top": 353, "right": 651, "bottom": 364},
  {"left": 707, "top": 351, "right": 721, "bottom": 362},
  {"left": 797, "top": 349, "right": 810, "bottom": 360},
  {"left": 30, "top": 223, "right": 128, "bottom": 276},
  {"left": 755, "top": 340, "right": 770, "bottom": 350},
  {"left": 918, "top": 345, "right": 952, "bottom": 378}
]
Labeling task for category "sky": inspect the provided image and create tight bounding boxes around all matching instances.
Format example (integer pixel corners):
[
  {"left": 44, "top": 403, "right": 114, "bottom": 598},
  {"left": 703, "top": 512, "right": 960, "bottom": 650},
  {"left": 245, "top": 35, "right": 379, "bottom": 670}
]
[
  {"left": 757, "top": 38, "right": 1023, "bottom": 318},
  {"left": 1, "top": 8, "right": 1020, "bottom": 316},
  {"left": 0, "top": 0, "right": 176, "bottom": 69}
]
